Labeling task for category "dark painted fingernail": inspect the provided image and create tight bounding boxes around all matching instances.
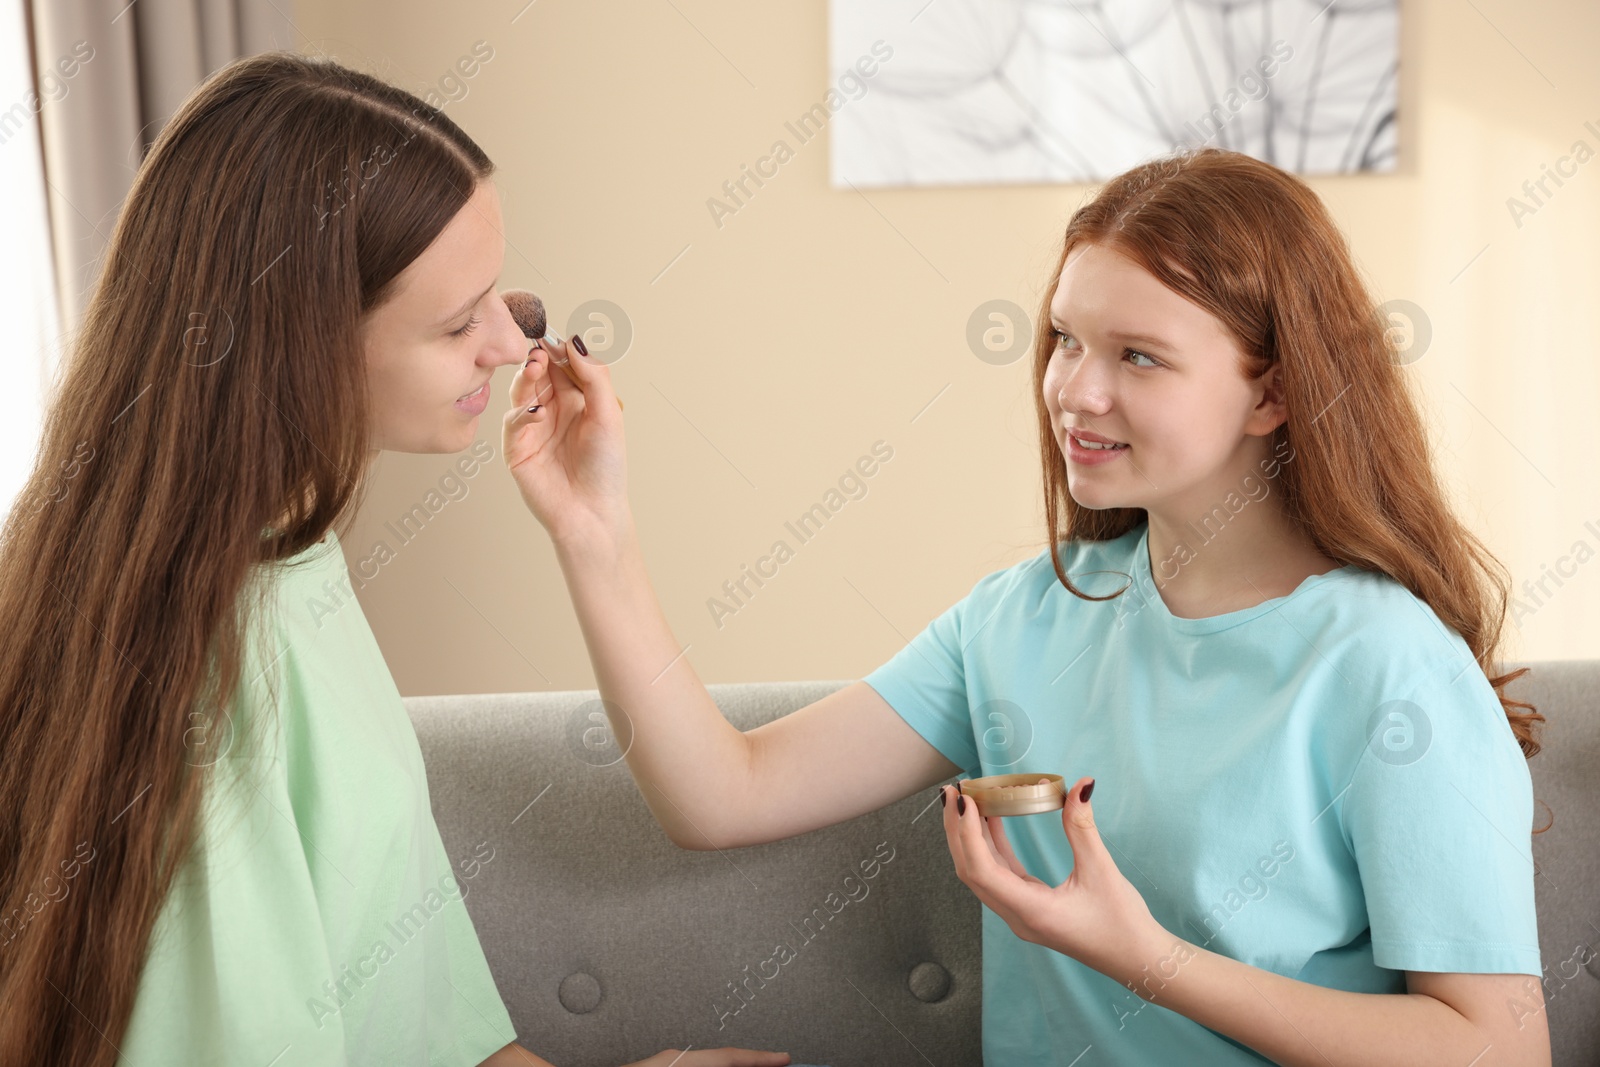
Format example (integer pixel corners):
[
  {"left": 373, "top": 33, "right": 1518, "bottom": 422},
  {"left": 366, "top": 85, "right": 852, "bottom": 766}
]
[
  {"left": 526, "top": 405, "right": 540, "bottom": 414},
  {"left": 571, "top": 333, "right": 589, "bottom": 357},
  {"left": 1080, "top": 779, "right": 1095, "bottom": 803},
  {"left": 956, "top": 794, "right": 967, "bottom": 817},
  {"left": 939, "top": 787, "right": 947, "bottom": 808}
]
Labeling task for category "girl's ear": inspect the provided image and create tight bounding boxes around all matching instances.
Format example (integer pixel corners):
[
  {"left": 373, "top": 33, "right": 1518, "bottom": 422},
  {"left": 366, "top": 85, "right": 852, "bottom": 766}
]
[{"left": 1247, "top": 362, "right": 1289, "bottom": 435}]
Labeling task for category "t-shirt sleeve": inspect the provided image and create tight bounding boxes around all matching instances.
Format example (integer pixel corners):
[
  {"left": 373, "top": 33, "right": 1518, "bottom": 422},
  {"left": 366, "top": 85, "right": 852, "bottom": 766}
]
[
  {"left": 862, "top": 582, "right": 985, "bottom": 774},
  {"left": 1338, "top": 669, "right": 1542, "bottom": 975}
]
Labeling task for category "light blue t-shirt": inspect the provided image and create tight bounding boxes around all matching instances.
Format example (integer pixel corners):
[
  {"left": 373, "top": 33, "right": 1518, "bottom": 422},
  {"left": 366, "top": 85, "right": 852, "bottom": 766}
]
[{"left": 863, "top": 520, "right": 1540, "bottom": 1066}]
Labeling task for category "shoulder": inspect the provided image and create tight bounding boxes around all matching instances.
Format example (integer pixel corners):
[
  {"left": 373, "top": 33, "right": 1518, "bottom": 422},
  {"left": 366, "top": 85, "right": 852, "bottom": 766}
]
[
  {"left": 1312, "top": 566, "right": 1487, "bottom": 693},
  {"left": 227, "top": 528, "right": 369, "bottom": 732},
  {"left": 248, "top": 528, "right": 356, "bottom": 637},
  {"left": 1305, "top": 568, "right": 1524, "bottom": 770},
  {"left": 263, "top": 527, "right": 346, "bottom": 592}
]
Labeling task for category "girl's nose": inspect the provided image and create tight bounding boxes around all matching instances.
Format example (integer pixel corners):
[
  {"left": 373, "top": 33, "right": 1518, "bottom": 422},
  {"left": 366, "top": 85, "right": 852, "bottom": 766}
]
[
  {"left": 1058, "top": 371, "right": 1112, "bottom": 416},
  {"left": 487, "top": 292, "right": 540, "bottom": 367}
]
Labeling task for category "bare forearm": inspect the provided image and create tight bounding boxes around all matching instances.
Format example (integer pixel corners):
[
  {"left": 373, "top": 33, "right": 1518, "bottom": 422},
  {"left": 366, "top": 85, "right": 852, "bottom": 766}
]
[
  {"left": 479, "top": 1042, "right": 556, "bottom": 1067},
  {"left": 1120, "top": 934, "right": 1521, "bottom": 1067},
  {"left": 552, "top": 517, "right": 754, "bottom": 848}
]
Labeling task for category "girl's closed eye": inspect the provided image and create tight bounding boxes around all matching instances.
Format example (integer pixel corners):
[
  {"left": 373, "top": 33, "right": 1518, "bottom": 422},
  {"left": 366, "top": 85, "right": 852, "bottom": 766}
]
[
  {"left": 451, "top": 315, "right": 482, "bottom": 338},
  {"left": 1052, "top": 329, "right": 1163, "bottom": 368}
]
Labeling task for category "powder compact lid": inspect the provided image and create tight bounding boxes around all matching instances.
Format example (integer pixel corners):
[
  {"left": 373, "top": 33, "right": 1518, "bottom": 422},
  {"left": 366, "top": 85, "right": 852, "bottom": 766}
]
[{"left": 958, "top": 773, "right": 1067, "bottom": 817}]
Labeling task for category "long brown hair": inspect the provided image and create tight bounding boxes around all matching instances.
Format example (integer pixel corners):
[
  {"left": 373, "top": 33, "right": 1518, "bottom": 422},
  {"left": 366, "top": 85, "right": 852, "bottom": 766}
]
[
  {"left": 1032, "top": 148, "right": 1547, "bottom": 773},
  {"left": 0, "top": 51, "right": 493, "bottom": 1064}
]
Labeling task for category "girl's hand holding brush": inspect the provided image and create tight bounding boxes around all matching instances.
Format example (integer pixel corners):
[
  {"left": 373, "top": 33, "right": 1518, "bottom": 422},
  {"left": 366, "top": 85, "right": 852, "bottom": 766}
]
[{"left": 500, "top": 289, "right": 632, "bottom": 554}]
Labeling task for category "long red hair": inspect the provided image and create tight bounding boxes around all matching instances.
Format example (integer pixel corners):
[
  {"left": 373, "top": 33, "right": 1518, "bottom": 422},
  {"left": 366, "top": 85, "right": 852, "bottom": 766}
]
[{"left": 1031, "top": 148, "right": 1546, "bottom": 776}]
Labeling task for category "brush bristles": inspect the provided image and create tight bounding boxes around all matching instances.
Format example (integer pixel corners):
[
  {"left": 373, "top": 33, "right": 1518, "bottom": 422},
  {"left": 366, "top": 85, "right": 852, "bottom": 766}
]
[{"left": 501, "top": 288, "right": 547, "bottom": 340}]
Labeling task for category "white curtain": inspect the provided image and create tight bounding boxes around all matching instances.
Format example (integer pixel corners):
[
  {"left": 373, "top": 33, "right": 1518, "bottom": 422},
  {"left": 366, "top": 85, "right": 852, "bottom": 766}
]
[
  {"left": 0, "top": 0, "right": 63, "bottom": 521},
  {"left": 31, "top": 0, "right": 296, "bottom": 334},
  {"left": 2, "top": 0, "right": 295, "bottom": 521}
]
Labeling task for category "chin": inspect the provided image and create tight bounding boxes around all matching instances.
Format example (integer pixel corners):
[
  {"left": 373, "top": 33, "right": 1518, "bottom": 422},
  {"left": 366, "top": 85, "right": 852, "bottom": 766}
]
[
  {"left": 387, "top": 427, "right": 476, "bottom": 455},
  {"left": 1064, "top": 479, "right": 1119, "bottom": 511}
]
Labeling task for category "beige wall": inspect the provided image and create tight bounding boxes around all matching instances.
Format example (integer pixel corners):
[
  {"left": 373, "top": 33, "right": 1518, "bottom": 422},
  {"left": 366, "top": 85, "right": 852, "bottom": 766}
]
[{"left": 295, "top": 0, "right": 1600, "bottom": 698}]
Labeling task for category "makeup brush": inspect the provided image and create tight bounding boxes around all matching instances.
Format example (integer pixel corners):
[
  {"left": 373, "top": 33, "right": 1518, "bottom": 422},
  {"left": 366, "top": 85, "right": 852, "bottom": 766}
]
[
  {"left": 502, "top": 289, "right": 622, "bottom": 411},
  {"left": 502, "top": 289, "right": 562, "bottom": 358}
]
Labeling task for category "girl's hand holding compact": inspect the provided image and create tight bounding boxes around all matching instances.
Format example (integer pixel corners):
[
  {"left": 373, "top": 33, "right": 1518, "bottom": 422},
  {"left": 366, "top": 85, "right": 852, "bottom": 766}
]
[{"left": 941, "top": 777, "right": 1170, "bottom": 987}]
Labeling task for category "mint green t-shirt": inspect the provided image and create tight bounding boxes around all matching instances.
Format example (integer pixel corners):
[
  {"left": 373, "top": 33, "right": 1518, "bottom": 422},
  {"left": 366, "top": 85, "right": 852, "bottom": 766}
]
[
  {"left": 864, "top": 521, "right": 1541, "bottom": 1066},
  {"left": 119, "top": 529, "right": 516, "bottom": 1066}
]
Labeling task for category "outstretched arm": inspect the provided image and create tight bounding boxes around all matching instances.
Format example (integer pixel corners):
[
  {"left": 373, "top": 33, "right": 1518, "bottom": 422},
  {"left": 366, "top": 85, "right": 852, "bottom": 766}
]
[
  {"left": 555, "top": 515, "right": 960, "bottom": 850},
  {"left": 503, "top": 334, "right": 959, "bottom": 852}
]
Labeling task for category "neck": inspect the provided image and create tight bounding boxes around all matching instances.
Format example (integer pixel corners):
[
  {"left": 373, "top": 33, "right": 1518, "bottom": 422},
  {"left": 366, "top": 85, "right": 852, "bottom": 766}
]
[{"left": 1143, "top": 487, "right": 1337, "bottom": 617}]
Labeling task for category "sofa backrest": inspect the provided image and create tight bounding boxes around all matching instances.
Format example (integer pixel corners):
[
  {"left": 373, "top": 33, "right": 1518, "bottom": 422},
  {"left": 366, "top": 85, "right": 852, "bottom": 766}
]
[
  {"left": 1513, "top": 660, "right": 1600, "bottom": 1062},
  {"left": 407, "top": 661, "right": 1598, "bottom": 1067},
  {"left": 409, "top": 680, "right": 978, "bottom": 1067}
]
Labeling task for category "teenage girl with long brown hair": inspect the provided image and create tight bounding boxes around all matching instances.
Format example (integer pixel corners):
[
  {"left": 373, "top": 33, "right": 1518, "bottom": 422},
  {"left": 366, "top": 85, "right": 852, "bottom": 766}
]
[
  {"left": 507, "top": 148, "right": 1553, "bottom": 1066},
  {"left": 0, "top": 51, "right": 792, "bottom": 1067}
]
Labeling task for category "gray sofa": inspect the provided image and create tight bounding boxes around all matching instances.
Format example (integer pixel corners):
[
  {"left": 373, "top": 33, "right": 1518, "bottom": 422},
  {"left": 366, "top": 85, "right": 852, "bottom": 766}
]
[{"left": 407, "top": 661, "right": 1600, "bottom": 1067}]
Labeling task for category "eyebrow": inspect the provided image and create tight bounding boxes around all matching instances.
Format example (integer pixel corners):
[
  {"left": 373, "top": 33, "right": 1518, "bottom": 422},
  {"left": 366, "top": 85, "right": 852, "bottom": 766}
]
[
  {"left": 440, "top": 282, "right": 496, "bottom": 327},
  {"left": 1050, "top": 316, "right": 1176, "bottom": 352}
]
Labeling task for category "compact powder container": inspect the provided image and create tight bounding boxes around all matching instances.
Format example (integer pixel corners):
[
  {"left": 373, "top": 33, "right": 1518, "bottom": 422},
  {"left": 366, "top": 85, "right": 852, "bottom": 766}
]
[{"left": 959, "top": 774, "right": 1068, "bottom": 817}]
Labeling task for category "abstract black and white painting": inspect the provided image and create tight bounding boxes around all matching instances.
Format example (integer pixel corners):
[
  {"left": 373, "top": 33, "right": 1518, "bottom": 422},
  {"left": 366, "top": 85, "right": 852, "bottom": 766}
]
[{"left": 829, "top": 0, "right": 1398, "bottom": 187}]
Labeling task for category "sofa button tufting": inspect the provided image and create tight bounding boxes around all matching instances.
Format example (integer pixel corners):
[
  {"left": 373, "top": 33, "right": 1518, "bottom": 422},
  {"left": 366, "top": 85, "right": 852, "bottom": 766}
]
[
  {"left": 558, "top": 972, "right": 603, "bottom": 1013},
  {"left": 907, "top": 961, "right": 952, "bottom": 1003}
]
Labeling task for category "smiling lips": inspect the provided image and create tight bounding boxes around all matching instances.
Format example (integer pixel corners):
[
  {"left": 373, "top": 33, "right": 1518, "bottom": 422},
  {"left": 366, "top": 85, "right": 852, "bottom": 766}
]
[
  {"left": 455, "top": 380, "right": 492, "bottom": 415},
  {"left": 1064, "top": 427, "right": 1129, "bottom": 465},
  {"left": 1066, "top": 428, "right": 1127, "bottom": 448}
]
